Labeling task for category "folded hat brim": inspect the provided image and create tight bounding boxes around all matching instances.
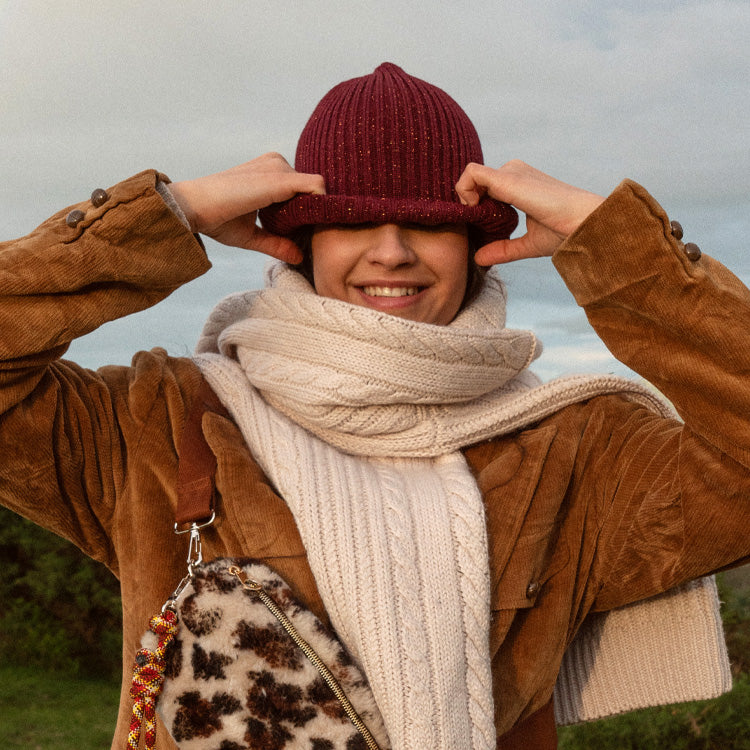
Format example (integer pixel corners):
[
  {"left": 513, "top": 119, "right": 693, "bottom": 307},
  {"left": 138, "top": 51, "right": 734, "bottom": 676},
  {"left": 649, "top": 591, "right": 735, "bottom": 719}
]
[{"left": 259, "top": 193, "right": 518, "bottom": 244}]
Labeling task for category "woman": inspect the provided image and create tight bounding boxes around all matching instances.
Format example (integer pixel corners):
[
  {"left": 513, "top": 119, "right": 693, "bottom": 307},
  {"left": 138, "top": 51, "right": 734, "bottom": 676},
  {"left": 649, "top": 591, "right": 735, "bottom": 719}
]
[{"left": 1, "top": 63, "right": 748, "bottom": 750}]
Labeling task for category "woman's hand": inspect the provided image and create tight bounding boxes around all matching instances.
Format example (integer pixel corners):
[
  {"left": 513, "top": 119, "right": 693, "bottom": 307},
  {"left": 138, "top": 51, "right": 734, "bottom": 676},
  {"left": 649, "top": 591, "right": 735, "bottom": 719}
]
[
  {"left": 455, "top": 160, "right": 605, "bottom": 266},
  {"left": 169, "top": 153, "right": 325, "bottom": 263}
]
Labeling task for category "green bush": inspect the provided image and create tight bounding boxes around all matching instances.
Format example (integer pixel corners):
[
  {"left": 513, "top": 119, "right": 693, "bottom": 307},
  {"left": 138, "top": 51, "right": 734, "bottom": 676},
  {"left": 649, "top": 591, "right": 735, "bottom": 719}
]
[
  {"left": 560, "top": 568, "right": 750, "bottom": 749},
  {"left": 717, "top": 571, "right": 750, "bottom": 676},
  {"left": 559, "top": 674, "right": 750, "bottom": 749},
  {"left": 1, "top": 504, "right": 749, "bottom": 748},
  {"left": 0, "top": 507, "right": 122, "bottom": 678}
]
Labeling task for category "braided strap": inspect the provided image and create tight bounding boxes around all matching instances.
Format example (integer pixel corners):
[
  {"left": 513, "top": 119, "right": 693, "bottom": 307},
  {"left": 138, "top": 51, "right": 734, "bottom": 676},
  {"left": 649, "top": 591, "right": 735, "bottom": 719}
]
[{"left": 127, "top": 610, "right": 178, "bottom": 750}]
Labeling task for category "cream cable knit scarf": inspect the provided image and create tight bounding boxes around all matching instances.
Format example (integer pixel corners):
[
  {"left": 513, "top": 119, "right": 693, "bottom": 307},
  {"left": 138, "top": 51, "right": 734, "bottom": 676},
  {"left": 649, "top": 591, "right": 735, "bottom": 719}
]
[{"left": 194, "top": 263, "right": 671, "bottom": 749}]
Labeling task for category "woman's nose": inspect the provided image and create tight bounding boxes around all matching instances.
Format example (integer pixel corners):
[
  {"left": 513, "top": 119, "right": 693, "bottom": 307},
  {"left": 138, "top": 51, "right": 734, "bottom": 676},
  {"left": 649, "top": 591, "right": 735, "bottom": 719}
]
[{"left": 365, "top": 224, "right": 417, "bottom": 266}]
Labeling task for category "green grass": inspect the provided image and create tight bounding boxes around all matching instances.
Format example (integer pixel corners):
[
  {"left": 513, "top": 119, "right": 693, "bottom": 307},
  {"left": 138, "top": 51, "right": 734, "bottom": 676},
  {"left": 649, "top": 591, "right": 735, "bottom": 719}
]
[
  {"left": 0, "top": 666, "right": 120, "bottom": 750},
  {"left": 3, "top": 669, "right": 749, "bottom": 750},
  {"left": 559, "top": 674, "right": 750, "bottom": 749},
  {"left": 1, "top": 668, "right": 750, "bottom": 750},
  {"left": 1, "top": 567, "right": 748, "bottom": 748},
  {"left": 558, "top": 569, "right": 750, "bottom": 749}
]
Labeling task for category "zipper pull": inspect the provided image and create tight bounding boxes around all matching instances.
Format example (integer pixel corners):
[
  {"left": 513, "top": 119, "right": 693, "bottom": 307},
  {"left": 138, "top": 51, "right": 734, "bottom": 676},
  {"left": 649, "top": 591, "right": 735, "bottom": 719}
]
[{"left": 228, "top": 565, "right": 263, "bottom": 592}]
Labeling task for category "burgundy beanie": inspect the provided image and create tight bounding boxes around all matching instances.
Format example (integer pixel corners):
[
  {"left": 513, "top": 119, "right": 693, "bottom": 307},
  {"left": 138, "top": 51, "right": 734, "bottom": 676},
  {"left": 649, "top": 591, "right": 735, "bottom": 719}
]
[{"left": 258, "top": 62, "right": 518, "bottom": 244}]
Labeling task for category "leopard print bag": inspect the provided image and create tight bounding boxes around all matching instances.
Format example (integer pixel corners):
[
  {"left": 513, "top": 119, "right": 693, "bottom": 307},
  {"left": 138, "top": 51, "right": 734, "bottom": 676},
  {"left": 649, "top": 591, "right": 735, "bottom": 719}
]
[
  {"left": 141, "top": 557, "right": 389, "bottom": 750},
  {"left": 130, "top": 384, "right": 389, "bottom": 750}
]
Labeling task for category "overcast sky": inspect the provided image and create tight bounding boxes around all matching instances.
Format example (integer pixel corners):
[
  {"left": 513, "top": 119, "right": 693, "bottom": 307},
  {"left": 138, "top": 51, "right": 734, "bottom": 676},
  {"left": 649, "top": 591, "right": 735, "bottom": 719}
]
[{"left": 1, "top": 0, "right": 748, "bottom": 380}]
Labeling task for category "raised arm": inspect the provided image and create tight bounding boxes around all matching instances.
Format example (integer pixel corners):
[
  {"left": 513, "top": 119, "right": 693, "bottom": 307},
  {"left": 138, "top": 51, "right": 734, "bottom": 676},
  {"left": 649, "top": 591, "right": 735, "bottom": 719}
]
[
  {"left": 455, "top": 159, "right": 605, "bottom": 265},
  {"left": 540, "top": 176, "right": 749, "bottom": 608},
  {"left": 168, "top": 152, "right": 325, "bottom": 261},
  {"left": 0, "top": 170, "right": 207, "bottom": 563},
  {"left": 0, "top": 156, "right": 323, "bottom": 566}
]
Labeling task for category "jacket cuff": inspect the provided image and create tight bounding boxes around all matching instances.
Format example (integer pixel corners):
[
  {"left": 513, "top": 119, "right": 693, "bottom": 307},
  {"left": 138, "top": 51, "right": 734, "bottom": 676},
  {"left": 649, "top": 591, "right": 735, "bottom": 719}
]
[
  {"left": 37, "top": 169, "right": 204, "bottom": 258},
  {"left": 156, "top": 181, "right": 191, "bottom": 230},
  {"left": 552, "top": 179, "right": 702, "bottom": 307}
]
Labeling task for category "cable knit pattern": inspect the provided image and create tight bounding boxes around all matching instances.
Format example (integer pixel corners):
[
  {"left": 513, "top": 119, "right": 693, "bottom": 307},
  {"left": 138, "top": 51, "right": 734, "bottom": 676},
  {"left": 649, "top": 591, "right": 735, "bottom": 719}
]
[
  {"left": 192, "top": 355, "right": 494, "bottom": 748},
  {"left": 196, "top": 263, "right": 669, "bottom": 457},
  {"left": 438, "top": 453, "right": 495, "bottom": 749},
  {"left": 194, "top": 262, "right": 675, "bottom": 748}
]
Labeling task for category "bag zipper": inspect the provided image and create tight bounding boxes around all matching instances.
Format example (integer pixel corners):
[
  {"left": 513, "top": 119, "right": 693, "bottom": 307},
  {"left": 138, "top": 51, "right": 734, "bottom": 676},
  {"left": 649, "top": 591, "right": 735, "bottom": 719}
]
[{"left": 227, "top": 565, "right": 381, "bottom": 750}]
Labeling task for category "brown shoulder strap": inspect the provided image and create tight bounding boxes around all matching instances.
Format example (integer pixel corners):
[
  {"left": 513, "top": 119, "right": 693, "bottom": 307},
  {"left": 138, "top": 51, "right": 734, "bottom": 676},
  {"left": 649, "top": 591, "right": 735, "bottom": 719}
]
[{"left": 175, "top": 379, "right": 230, "bottom": 527}]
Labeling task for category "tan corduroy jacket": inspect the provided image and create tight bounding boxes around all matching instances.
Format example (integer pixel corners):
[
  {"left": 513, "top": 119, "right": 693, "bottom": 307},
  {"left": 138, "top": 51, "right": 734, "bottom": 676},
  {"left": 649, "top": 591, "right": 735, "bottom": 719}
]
[{"left": 1, "top": 171, "right": 749, "bottom": 749}]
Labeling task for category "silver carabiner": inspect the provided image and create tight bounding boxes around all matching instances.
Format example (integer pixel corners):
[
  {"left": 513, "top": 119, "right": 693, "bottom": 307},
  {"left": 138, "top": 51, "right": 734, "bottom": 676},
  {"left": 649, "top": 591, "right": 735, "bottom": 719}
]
[
  {"left": 161, "top": 514, "right": 215, "bottom": 612},
  {"left": 162, "top": 572, "right": 193, "bottom": 613},
  {"left": 173, "top": 512, "right": 215, "bottom": 576},
  {"left": 186, "top": 523, "right": 203, "bottom": 573}
]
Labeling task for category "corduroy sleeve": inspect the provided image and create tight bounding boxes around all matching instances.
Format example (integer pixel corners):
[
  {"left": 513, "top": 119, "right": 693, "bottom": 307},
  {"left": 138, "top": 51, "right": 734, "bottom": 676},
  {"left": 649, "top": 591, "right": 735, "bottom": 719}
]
[
  {"left": 552, "top": 180, "right": 750, "bottom": 610},
  {"left": 0, "top": 171, "right": 210, "bottom": 569}
]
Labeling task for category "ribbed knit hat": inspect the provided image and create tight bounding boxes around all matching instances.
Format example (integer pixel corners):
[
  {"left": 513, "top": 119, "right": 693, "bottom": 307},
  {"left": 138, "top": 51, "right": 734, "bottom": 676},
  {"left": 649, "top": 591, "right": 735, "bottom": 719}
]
[{"left": 259, "top": 63, "right": 518, "bottom": 244}]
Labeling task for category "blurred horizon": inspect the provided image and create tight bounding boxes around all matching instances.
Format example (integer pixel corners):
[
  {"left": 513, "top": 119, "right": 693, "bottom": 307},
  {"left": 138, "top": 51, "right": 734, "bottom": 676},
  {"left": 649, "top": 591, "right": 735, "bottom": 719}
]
[{"left": 1, "top": 0, "right": 748, "bottom": 381}]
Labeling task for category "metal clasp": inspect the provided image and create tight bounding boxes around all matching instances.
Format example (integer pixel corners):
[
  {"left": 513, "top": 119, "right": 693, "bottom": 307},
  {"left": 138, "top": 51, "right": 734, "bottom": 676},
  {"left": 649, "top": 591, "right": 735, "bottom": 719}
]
[
  {"left": 161, "top": 514, "right": 216, "bottom": 612},
  {"left": 173, "top": 512, "right": 216, "bottom": 536},
  {"left": 186, "top": 524, "right": 203, "bottom": 572},
  {"left": 228, "top": 564, "right": 263, "bottom": 592},
  {"left": 174, "top": 513, "right": 215, "bottom": 574}
]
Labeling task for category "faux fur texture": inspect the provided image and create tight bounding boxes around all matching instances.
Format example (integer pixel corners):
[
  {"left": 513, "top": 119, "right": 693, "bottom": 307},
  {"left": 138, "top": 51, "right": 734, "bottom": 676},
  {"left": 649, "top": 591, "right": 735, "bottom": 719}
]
[{"left": 142, "top": 558, "right": 389, "bottom": 750}]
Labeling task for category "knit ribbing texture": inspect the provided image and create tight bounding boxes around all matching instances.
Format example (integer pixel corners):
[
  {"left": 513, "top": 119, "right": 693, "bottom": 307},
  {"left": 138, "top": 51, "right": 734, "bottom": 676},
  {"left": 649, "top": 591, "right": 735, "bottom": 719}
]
[
  {"left": 258, "top": 63, "right": 518, "bottom": 242},
  {"left": 194, "top": 263, "right": 682, "bottom": 748}
]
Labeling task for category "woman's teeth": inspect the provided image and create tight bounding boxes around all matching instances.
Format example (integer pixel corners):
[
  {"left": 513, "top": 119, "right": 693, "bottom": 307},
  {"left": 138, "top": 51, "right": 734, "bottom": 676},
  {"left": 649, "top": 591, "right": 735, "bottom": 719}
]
[{"left": 362, "top": 286, "right": 419, "bottom": 297}]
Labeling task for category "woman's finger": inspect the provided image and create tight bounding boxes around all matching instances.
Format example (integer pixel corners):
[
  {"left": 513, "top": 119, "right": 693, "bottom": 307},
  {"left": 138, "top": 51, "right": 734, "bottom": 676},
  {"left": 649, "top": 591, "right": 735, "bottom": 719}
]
[{"left": 247, "top": 227, "right": 304, "bottom": 264}]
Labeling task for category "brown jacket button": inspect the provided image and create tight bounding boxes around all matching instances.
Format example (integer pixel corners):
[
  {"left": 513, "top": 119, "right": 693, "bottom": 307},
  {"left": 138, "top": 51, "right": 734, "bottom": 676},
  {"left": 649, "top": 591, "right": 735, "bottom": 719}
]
[
  {"left": 526, "top": 581, "right": 540, "bottom": 598},
  {"left": 65, "top": 209, "right": 85, "bottom": 227},
  {"left": 670, "top": 220, "right": 683, "bottom": 240},
  {"left": 91, "top": 188, "right": 109, "bottom": 207},
  {"left": 684, "top": 242, "right": 701, "bottom": 261}
]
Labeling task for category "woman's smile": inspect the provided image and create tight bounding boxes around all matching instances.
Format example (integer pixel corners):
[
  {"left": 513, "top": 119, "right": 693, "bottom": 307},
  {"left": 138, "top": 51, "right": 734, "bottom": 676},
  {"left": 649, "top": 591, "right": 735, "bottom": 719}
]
[
  {"left": 311, "top": 223, "right": 469, "bottom": 325},
  {"left": 360, "top": 285, "right": 421, "bottom": 297}
]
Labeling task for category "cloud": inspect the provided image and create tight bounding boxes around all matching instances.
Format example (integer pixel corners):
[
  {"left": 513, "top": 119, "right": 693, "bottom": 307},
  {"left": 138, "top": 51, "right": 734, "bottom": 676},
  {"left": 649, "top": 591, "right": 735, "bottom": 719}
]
[{"left": 2, "top": 0, "right": 748, "bottom": 375}]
